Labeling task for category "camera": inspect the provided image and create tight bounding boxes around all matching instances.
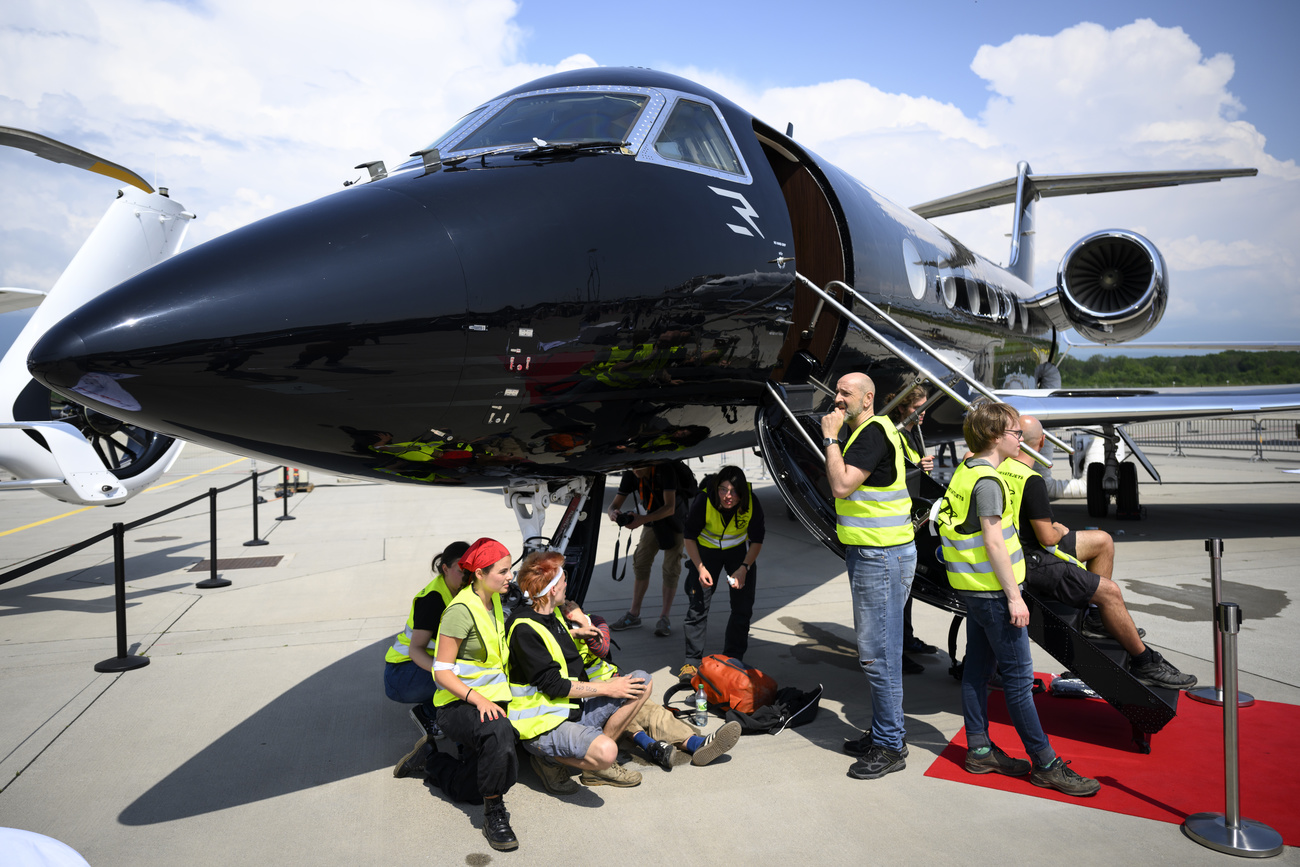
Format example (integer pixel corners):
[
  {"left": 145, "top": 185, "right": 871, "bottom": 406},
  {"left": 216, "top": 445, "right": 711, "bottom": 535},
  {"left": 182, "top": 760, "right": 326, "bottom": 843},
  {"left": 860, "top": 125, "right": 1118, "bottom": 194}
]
[{"left": 615, "top": 511, "right": 636, "bottom": 527}]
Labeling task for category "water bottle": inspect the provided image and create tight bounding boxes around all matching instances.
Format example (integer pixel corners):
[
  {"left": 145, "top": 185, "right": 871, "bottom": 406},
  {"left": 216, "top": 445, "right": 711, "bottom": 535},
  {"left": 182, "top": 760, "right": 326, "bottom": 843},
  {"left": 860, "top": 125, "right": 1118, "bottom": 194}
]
[{"left": 693, "top": 685, "right": 708, "bottom": 726}]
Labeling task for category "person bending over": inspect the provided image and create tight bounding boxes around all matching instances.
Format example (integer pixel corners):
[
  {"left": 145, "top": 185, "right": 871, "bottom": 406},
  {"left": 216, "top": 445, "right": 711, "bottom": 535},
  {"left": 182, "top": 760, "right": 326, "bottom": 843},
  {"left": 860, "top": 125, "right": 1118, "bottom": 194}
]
[
  {"left": 999, "top": 416, "right": 1196, "bottom": 690},
  {"left": 679, "top": 465, "right": 764, "bottom": 683},
  {"left": 507, "top": 551, "right": 651, "bottom": 793},
  {"left": 432, "top": 538, "right": 520, "bottom": 851},
  {"left": 934, "top": 402, "right": 1099, "bottom": 797}
]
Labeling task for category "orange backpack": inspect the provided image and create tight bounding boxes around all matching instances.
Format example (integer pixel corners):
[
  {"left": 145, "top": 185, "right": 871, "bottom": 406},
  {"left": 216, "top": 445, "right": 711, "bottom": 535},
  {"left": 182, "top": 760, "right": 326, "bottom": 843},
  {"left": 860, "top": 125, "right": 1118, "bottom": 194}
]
[{"left": 692, "top": 654, "right": 777, "bottom": 715}]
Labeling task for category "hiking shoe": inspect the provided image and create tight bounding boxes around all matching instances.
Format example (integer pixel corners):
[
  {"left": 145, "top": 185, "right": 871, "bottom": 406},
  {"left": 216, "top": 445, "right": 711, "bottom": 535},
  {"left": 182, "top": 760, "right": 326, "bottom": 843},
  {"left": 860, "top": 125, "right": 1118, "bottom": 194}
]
[
  {"left": 409, "top": 703, "right": 442, "bottom": 740},
  {"left": 482, "top": 798, "right": 518, "bottom": 851},
  {"left": 964, "top": 743, "right": 1030, "bottom": 777},
  {"left": 690, "top": 721, "right": 741, "bottom": 766},
  {"left": 902, "top": 655, "right": 924, "bottom": 675},
  {"left": 530, "top": 753, "right": 579, "bottom": 795},
  {"left": 610, "top": 612, "right": 642, "bottom": 631},
  {"left": 1081, "top": 614, "right": 1144, "bottom": 641},
  {"left": 1031, "top": 757, "right": 1100, "bottom": 797},
  {"left": 1130, "top": 650, "right": 1197, "bottom": 690},
  {"left": 678, "top": 663, "right": 699, "bottom": 684},
  {"left": 579, "top": 763, "right": 642, "bottom": 787},
  {"left": 904, "top": 637, "right": 939, "bottom": 655},
  {"left": 843, "top": 730, "right": 909, "bottom": 759},
  {"left": 653, "top": 617, "right": 671, "bottom": 636},
  {"left": 847, "top": 745, "right": 906, "bottom": 780},
  {"left": 393, "top": 736, "right": 432, "bottom": 778},
  {"left": 641, "top": 739, "right": 684, "bottom": 771}
]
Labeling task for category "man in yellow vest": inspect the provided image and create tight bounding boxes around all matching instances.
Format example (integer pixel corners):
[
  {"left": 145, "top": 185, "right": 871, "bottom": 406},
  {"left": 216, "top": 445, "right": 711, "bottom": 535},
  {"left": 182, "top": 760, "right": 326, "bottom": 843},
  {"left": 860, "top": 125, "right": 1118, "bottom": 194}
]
[
  {"left": 1000, "top": 416, "right": 1196, "bottom": 689},
  {"left": 821, "top": 372, "right": 916, "bottom": 781},
  {"left": 934, "top": 402, "right": 1098, "bottom": 797}
]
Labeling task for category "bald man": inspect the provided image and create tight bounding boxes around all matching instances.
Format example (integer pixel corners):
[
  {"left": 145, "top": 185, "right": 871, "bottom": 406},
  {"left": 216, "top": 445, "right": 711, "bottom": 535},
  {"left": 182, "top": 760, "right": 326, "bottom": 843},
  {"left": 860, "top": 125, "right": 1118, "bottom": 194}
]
[
  {"left": 998, "top": 417, "right": 1196, "bottom": 690},
  {"left": 822, "top": 372, "right": 917, "bottom": 780}
]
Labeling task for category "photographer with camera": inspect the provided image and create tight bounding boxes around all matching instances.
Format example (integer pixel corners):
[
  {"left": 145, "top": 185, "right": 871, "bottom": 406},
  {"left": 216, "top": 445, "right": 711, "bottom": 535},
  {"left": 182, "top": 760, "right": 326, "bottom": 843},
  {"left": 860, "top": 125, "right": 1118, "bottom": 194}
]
[{"left": 607, "top": 462, "right": 687, "bottom": 637}]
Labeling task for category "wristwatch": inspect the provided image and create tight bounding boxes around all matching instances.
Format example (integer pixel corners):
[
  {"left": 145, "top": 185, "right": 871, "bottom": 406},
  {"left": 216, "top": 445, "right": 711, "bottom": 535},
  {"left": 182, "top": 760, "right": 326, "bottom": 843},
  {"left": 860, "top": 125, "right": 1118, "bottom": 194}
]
[{"left": 822, "top": 437, "right": 837, "bottom": 448}]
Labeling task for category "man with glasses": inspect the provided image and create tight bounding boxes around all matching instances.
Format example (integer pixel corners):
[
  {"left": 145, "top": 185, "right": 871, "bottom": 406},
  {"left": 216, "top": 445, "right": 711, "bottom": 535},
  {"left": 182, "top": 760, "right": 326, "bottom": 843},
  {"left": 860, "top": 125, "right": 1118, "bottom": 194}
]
[
  {"left": 1000, "top": 416, "right": 1196, "bottom": 689},
  {"left": 822, "top": 372, "right": 916, "bottom": 781},
  {"left": 933, "top": 402, "right": 1099, "bottom": 797}
]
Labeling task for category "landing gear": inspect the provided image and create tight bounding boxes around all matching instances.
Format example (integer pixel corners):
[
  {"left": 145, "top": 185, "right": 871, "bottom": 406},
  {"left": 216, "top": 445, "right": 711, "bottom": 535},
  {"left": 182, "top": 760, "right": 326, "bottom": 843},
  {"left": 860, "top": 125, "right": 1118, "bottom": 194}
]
[
  {"left": 1116, "top": 462, "right": 1142, "bottom": 519},
  {"left": 1085, "top": 424, "right": 1144, "bottom": 520},
  {"left": 503, "top": 475, "right": 605, "bottom": 606},
  {"left": 1087, "top": 462, "right": 1108, "bottom": 518}
]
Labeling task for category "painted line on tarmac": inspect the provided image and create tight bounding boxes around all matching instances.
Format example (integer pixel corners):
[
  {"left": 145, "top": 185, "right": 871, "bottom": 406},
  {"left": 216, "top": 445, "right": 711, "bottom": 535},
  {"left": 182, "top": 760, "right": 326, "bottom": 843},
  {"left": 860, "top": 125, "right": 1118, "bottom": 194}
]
[{"left": 0, "top": 457, "right": 248, "bottom": 537}]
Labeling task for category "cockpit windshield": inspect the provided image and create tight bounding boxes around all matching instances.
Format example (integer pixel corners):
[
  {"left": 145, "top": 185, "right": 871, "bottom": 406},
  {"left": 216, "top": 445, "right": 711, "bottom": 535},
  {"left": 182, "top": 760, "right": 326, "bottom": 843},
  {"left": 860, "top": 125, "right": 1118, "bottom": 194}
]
[{"left": 455, "top": 92, "right": 650, "bottom": 151}]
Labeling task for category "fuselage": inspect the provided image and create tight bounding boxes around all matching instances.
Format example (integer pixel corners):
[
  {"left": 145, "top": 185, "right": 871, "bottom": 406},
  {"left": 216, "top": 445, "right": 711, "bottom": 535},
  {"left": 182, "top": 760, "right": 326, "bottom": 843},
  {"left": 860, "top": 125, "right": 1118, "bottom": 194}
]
[{"left": 28, "top": 68, "right": 1050, "bottom": 485}]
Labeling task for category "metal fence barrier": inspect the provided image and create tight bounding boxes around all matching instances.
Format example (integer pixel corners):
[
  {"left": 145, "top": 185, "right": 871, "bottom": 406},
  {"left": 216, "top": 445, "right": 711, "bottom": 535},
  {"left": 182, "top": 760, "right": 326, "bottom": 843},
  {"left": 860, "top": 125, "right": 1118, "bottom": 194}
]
[{"left": 1124, "top": 417, "right": 1300, "bottom": 461}]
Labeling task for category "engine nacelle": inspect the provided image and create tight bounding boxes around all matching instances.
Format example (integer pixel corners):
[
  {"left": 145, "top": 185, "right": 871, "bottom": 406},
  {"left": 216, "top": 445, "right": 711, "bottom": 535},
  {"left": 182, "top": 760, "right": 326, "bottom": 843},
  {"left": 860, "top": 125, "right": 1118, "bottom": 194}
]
[{"left": 1056, "top": 230, "right": 1167, "bottom": 344}]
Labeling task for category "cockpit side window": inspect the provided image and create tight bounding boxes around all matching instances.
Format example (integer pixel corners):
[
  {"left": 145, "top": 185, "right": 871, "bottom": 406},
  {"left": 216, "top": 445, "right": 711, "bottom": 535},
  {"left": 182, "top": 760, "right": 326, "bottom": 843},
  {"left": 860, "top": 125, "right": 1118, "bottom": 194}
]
[
  {"left": 652, "top": 99, "right": 743, "bottom": 175},
  {"left": 456, "top": 92, "right": 650, "bottom": 151}
]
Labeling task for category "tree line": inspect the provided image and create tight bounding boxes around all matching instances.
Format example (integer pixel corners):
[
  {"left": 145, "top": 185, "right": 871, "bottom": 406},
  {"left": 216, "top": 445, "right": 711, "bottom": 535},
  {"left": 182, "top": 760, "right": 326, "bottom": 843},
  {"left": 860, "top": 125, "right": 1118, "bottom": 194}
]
[{"left": 1058, "top": 351, "right": 1300, "bottom": 388}]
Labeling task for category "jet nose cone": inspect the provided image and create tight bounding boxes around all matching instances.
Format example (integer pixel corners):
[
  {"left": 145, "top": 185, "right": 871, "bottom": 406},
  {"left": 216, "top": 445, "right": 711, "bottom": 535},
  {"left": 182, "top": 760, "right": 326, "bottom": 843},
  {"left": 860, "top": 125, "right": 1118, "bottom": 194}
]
[{"left": 26, "top": 183, "right": 468, "bottom": 471}]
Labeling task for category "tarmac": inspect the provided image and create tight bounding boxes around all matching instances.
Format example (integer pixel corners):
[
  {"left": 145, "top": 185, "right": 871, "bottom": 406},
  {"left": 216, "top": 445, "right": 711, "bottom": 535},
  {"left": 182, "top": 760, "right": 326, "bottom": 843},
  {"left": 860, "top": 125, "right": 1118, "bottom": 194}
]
[{"left": 1, "top": 444, "right": 1298, "bottom": 866}]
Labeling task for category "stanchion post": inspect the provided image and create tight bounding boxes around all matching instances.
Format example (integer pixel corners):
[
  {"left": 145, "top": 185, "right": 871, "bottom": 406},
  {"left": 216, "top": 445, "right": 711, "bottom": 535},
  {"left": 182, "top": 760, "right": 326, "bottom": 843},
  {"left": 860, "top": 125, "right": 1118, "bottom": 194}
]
[
  {"left": 276, "top": 466, "right": 295, "bottom": 522},
  {"left": 94, "top": 522, "right": 149, "bottom": 673},
  {"left": 1189, "top": 538, "right": 1254, "bottom": 707},
  {"left": 1182, "top": 602, "right": 1282, "bottom": 857},
  {"left": 244, "top": 468, "right": 268, "bottom": 547},
  {"left": 196, "top": 487, "right": 232, "bottom": 589}
]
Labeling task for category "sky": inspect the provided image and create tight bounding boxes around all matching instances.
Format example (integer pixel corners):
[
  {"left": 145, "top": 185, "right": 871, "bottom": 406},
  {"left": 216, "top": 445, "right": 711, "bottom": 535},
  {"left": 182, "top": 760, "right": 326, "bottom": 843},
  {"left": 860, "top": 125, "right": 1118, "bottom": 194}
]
[{"left": 2, "top": 0, "right": 1298, "bottom": 356}]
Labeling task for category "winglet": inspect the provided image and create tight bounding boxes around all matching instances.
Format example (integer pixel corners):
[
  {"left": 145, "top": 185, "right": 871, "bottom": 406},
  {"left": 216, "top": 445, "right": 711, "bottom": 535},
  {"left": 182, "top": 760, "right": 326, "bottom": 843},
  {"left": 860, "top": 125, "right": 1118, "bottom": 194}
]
[{"left": 0, "top": 126, "right": 155, "bottom": 194}]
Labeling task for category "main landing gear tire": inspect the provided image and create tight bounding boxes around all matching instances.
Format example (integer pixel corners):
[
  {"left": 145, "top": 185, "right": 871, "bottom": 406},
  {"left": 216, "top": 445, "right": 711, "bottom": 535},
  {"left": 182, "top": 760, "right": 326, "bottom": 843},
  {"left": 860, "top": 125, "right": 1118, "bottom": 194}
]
[{"left": 1086, "top": 462, "right": 1108, "bottom": 519}]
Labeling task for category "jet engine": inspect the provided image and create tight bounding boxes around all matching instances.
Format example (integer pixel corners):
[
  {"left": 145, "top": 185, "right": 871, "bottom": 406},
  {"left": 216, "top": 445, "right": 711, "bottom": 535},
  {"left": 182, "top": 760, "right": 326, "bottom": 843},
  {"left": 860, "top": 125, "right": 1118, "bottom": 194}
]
[{"left": 1056, "top": 230, "right": 1167, "bottom": 344}]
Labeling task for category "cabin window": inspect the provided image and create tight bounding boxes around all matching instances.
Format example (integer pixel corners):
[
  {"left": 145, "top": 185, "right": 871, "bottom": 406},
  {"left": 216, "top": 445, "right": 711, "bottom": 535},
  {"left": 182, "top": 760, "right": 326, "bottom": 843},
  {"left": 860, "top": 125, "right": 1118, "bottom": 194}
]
[
  {"left": 455, "top": 92, "right": 650, "bottom": 151},
  {"left": 652, "top": 99, "right": 743, "bottom": 174}
]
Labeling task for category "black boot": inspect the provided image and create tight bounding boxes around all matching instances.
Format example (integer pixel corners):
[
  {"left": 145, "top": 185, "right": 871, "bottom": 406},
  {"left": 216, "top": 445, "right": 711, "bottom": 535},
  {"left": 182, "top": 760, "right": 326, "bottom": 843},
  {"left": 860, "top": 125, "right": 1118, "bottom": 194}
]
[{"left": 482, "top": 797, "right": 518, "bottom": 851}]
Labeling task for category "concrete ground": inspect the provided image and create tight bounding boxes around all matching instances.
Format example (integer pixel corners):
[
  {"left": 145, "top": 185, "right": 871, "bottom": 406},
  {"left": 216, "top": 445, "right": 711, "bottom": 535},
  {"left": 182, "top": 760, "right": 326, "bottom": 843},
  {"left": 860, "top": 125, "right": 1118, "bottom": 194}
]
[{"left": 1, "top": 445, "right": 1297, "bottom": 866}]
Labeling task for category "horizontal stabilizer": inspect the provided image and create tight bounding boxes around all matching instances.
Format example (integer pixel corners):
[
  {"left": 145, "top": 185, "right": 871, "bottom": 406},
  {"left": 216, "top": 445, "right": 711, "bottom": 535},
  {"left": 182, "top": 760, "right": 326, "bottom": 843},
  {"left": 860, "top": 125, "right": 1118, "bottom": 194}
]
[
  {"left": 0, "top": 287, "right": 47, "bottom": 315},
  {"left": 912, "top": 168, "right": 1258, "bottom": 219},
  {"left": 0, "top": 126, "right": 154, "bottom": 194}
]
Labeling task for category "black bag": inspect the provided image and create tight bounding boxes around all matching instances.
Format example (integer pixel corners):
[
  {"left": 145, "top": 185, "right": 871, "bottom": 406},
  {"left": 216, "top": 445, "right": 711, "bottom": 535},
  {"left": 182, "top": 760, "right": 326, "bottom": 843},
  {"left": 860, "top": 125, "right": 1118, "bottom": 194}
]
[
  {"left": 675, "top": 461, "right": 700, "bottom": 500},
  {"left": 723, "top": 684, "right": 824, "bottom": 735}
]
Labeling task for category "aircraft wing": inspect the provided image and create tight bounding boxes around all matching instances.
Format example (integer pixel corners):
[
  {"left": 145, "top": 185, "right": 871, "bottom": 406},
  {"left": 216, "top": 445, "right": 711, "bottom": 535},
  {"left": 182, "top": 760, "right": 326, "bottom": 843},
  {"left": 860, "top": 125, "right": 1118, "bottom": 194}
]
[
  {"left": 994, "top": 384, "right": 1300, "bottom": 427},
  {"left": 0, "top": 287, "right": 47, "bottom": 315}
]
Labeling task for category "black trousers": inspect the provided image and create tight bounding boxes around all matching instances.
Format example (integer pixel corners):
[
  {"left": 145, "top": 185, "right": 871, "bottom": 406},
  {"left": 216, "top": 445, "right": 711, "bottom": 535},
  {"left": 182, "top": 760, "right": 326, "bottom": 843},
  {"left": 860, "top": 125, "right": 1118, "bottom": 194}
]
[
  {"left": 683, "top": 544, "right": 756, "bottom": 663},
  {"left": 435, "top": 700, "right": 518, "bottom": 800}
]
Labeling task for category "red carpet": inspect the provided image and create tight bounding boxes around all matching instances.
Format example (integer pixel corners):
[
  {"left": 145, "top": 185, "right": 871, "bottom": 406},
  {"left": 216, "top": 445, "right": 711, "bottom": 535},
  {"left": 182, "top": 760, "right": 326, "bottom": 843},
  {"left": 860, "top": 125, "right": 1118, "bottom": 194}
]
[{"left": 924, "top": 676, "right": 1300, "bottom": 844}]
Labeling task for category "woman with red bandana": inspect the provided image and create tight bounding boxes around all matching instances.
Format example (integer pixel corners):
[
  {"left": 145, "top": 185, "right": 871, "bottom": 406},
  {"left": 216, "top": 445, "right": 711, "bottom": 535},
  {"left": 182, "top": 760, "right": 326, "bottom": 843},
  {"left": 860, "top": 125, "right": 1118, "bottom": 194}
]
[{"left": 432, "top": 538, "right": 520, "bottom": 852}]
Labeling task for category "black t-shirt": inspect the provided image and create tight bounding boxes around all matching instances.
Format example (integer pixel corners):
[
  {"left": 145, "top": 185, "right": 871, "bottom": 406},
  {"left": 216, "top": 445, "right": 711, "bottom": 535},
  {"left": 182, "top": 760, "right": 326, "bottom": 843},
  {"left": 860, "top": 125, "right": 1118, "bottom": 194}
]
[
  {"left": 507, "top": 607, "right": 587, "bottom": 721},
  {"left": 618, "top": 464, "right": 685, "bottom": 521},
  {"left": 1017, "top": 471, "right": 1054, "bottom": 553},
  {"left": 841, "top": 421, "right": 899, "bottom": 488},
  {"left": 683, "top": 490, "right": 766, "bottom": 543},
  {"left": 412, "top": 591, "right": 450, "bottom": 634}
]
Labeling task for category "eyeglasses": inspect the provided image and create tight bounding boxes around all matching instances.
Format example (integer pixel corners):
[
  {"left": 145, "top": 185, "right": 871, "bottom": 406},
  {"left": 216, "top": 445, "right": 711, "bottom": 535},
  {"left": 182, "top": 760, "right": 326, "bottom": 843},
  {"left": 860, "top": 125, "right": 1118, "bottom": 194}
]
[{"left": 1005, "top": 429, "right": 1024, "bottom": 440}]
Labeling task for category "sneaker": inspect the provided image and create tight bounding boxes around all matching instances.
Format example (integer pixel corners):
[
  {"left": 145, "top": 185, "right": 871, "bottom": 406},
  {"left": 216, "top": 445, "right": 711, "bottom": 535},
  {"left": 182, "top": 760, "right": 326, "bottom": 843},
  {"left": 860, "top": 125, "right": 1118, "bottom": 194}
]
[
  {"left": 530, "top": 753, "right": 579, "bottom": 795},
  {"left": 641, "top": 739, "right": 684, "bottom": 771},
  {"left": 678, "top": 663, "right": 698, "bottom": 684},
  {"left": 843, "top": 731, "right": 909, "bottom": 759},
  {"left": 1130, "top": 650, "right": 1197, "bottom": 690},
  {"left": 847, "top": 744, "right": 906, "bottom": 780},
  {"left": 964, "top": 743, "right": 1030, "bottom": 776},
  {"left": 904, "top": 637, "right": 939, "bottom": 655},
  {"left": 610, "top": 612, "right": 642, "bottom": 631},
  {"left": 690, "top": 720, "right": 742, "bottom": 766},
  {"left": 482, "top": 798, "right": 518, "bottom": 851},
  {"left": 1030, "top": 757, "right": 1100, "bottom": 797},
  {"left": 409, "top": 703, "right": 441, "bottom": 740},
  {"left": 579, "top": 763, "right": 642, "bottom": 787},
  {"left": 902, "top": 655, "right": 924, "bottom": 675},
  {"left": 654, "top": 617, "right": 671, "bottom": 637},
  {"left": 393, "top": 736, "right": 432, "bottom": 778},
  {"left": 1081, "top": 614, "right": 1145, "bottom": 641}
]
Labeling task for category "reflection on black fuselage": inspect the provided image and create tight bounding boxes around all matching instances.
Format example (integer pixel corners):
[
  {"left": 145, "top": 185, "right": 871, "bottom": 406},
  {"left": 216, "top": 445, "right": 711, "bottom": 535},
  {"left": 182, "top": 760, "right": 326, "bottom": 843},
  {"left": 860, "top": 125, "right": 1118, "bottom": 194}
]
[{"left": 29, "top": 67, "right": 1050, "bottom": 485}]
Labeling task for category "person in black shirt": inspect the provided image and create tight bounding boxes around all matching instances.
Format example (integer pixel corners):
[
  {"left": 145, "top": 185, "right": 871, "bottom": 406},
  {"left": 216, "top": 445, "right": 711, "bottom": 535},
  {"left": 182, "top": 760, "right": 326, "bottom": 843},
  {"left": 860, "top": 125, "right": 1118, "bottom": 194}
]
[
  {"left": 886, "top": 386, "right": 940, "bottom": 669},
  {"left": 607, "top": 463, "right": 686, "bottom": 636},
  {"left": 1006, "top": 416, "right": 1196, "bottom": 690},
  {"left": 678, "top": 465, "right": 765, "bottom": 683}
]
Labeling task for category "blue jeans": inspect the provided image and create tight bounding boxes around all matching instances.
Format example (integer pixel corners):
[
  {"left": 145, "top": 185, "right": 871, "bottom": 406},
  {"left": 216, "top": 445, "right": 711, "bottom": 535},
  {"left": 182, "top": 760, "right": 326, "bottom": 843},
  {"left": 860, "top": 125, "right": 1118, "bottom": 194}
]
[
  {"left": 961, "top": 594, "right": 1056, "bottom": 766},
  {"left": 384, "top": 660, "right": 436, "bottom": 709},
  {"left": 845, "top": 542, "right": 916, "bottom": 753}
]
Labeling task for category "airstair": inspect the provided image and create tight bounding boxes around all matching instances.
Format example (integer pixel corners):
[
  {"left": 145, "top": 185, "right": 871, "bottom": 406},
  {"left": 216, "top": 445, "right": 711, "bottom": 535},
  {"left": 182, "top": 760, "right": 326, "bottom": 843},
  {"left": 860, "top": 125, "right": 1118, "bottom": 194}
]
[{"left": 756, "top": 274, "right": 1178, "bottom": 751}]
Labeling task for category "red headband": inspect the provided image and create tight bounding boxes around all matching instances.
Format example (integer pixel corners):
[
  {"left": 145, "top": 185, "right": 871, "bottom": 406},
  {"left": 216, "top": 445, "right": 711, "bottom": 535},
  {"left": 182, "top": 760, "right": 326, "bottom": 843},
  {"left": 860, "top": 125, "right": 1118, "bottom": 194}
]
[{"left": 459, "top": 537, "right": 510, "bottom": 573}]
